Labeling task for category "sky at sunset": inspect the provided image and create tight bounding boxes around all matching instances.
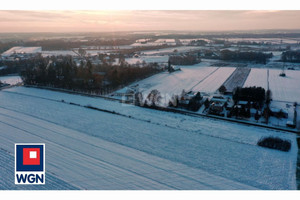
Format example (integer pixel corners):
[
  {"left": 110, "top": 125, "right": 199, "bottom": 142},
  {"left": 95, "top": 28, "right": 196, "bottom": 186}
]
[{"left": 0, "top": 10, "right": 300, "bottom": 32}]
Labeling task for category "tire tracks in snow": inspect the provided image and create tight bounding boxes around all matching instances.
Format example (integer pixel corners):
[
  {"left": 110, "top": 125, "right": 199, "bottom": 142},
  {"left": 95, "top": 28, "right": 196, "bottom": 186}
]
[
  {"left": 0, "top": 108, "right": 255, "bottom": 189},
  {"left": 0, "top": 90, "right": 259, "bottom": 148},
  {"left": 0, "top": 119, "right": 178, "bottom": 189},
  {"left": 189, "top": 67, "right": 220, "bottom": 91}
]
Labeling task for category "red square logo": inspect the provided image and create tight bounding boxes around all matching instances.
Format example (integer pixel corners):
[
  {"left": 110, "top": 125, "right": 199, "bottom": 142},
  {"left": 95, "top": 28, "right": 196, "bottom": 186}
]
[{"left": 23, "top": 148, "right": 40, "bottom": 165}]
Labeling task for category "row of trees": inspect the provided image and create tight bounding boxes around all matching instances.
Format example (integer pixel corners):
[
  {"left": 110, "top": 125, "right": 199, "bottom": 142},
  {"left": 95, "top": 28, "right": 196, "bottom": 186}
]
[
  {"left": 189, "top": 40, "right": 208, "bottom": 46},
  {"left": 21, "top": 56, "right": 162, "bottom": 94},
  {"left": 281, "top": 50, "right": 300, "bottom": 62},
  {"left": 0, "top": 54, "right": 46, "bottom": 75},
  {"left": 119, "top": 44, "right": 173, "bottom": 55},
  {"left": 220, "top": 50, "right": 273, "bottom": 64},
  {"left": 233, "top": 86, "right": 266, "bottom": 107},
  {"left": 169, "top": 54, "right": 200, "bottom": 65},
  {"left": 0, "top": 41, "right": 21, "bottom": 54},
  {"left": 231, "top": 86, "right": 274, "bottom": 122},
  {"left": 24, "top": 39, "right": 135, "bottom": 51}
]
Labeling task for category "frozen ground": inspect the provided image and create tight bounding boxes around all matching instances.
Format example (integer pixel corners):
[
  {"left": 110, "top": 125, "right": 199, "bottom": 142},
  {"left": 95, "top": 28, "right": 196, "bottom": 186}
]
[
  {"left": 216, "top": 37, "right": 299, "bottom": 45},
  {"left": 0, "top": 87, "right": 297, "bottom": 190},
  {"left": 115, "top": 63, "right": 300, "bottom": 105},
  {"left": 41, "top": 50, "right": 77, "bottom": 57},
  {"left": 125, "top": 55, "right": 169, "bottom": 64},
  {"left": 0, "top": 148, "right": 78, "bottom": 190},
  {"left": 222, "top": 68, "right": 251, "bottom": 93},
  {"left": 1, "top": 47, "right": 42, "bottom": 57},
  {"left": 269, "top": 101, "right": 300, "bottom": 128},
  {"left": 244, "top": 68, "right": 300, "bottom": 103},
  {"left": 123, "top": 66, "right": 219, "bottom": 105},
  {"left": 192, "top": 67, "right": 236, "bottom": 93},
  {"left": 141, "top": 46, "right": 204, "bottom": 56},
  {"left": 0, "top": 75, "right": 22, "bottom": 85},
  {"left": 243, "top": 68, "right": 300, "bottom": 128},
  {"left": 268, "top": 69, "right": 300, "bottom": 102},
  {"left": 243, "top": 68, "right": 268, "bottom": 89}
]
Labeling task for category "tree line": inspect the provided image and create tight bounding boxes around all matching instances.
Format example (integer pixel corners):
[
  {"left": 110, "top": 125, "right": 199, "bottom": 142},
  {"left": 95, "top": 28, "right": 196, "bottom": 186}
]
[
  {"left": 233, "top": 86, "right": 266, "bottom": 107},
  {"left": 169, "top": 54, "right": 200, "bottom": 65},
  {"left": 281, "top": 50, "right": 300, "bottom": 63},
  {"left": 220, "top": 50, "right": 273, "bottom": 64},
  {"left": 21, "top": 55, "right": 162, "bottom": 94}
]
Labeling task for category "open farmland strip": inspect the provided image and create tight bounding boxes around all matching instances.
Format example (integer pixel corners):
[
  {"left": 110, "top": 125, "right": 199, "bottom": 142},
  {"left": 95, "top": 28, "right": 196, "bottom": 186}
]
[
  {"left": 243, "top": 68, "right": 268, "bottom": 89},
  {"left": 222, "top": 67, "right": 251, "bottom": 92},
  {"left": 192, "top": 67, "right": 236, "bottom": 93},
  {"left": 190, "top": 67, "right": 220, "bottom": 91},
  {"left": 268, "top": 69, "right": 300, "bottom": 102}
]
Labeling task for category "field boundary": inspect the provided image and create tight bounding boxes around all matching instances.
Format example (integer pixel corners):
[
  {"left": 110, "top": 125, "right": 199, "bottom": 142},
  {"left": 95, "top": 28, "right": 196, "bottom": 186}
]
[
  {"left": 21, "top": 85, "right": 300, "bottom": 134},
  {"left": 222, "top": 67, "right": 251, "bottom": 93}
]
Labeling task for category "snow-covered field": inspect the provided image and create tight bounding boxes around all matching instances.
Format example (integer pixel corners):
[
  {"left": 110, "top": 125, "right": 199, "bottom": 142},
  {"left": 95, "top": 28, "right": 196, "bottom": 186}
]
[
  {"left": 0, "top": 87, "right": 297, "bottom": 190},
  {"left": 41, "top": 50, "right": 77, "bottom": 57},
  {"left": 78, "top": 45, "right": 133, "bottom": 50},
  {"left": 130, "top": 42, "right": 161, "bottom": 47},
  {"left": 192, "top": 67, "right": 236, "bottom": 93},
  {"left": 269, "top": 69, "right": 300, "bottom": 102},
  {"left": 268, "top": 101, "right": 299, "bottom": 128},
  {"left": 244, "top": 68, "right": 300, "bottom": 103},
  {"left": 0, "top": 148, "right": 78, "bottom": 190},
  {"left": 243, "top": 68, "right": 300, "bottom": 128},
  {"left": 217, "top": 38, "right": 299, "bottom": 45},
  {"left": 243, "top": 68, "right": 268, "bottom": 90},
  {"left": 119, "top": 64, "right": 300, "bottom": 104},
  {"left": 141, "top": 46, "right": 204, "bottom": 56},
  {"left": 125, "top": 55, "right": 169, "bottom": 64},
  {"left": 0, "top": 75, "right": 22, "bottom": 85},
  {"left": 1, "top": 47, "right": 42, "bottom": 57},
  {"left": 124, "top": 66, "right": 219, "bottom": 104}
]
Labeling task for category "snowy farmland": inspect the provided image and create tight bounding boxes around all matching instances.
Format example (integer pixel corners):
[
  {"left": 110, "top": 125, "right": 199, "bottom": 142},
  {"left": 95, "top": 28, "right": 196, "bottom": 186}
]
[
  {"left": 119, "top": 64, "right": 300, "bottom": 106},
  {"left": 1, "top": 47, "right": 42, "bottom": 57},
  {"left": 121, "top": 66, "right": 236, "bottom": 105},
  {"left": 125, "top": 66, "right": 219, "bottom": 105},
  {"left": 0, "top": 75, "right": 22, "bottom": 85},
  {"left": 192, "top": 67, "right": 236, "bottom": 93},
  {"left": 141, "top": 46, "right": 204, "bottom": 56},
  {"left": 268, "top": 69, "right": 300, "bottom": 102},
  {"left": 41, "top": 50, "right": 77, "bottom": 57},
  {"left": 0, "top": 86, "right": 297, "bottom": 190},
  {"left": 125, "top": 55, "right": 169, "bottom": 64},
  {"left": 216, "top": 37, "right": 300, "bottom": 45},
  {"left": 243, "top": 68, "right": 268, "bottom": 90},
  {"left": 244, "top": 68, "right": 300, "bottom": 103}
]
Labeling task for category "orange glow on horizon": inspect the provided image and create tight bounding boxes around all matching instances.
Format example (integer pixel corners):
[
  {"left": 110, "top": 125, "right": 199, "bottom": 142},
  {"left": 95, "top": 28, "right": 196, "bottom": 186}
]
[{"left": 0, "top": 10, "right": 299, "bottom": 32}]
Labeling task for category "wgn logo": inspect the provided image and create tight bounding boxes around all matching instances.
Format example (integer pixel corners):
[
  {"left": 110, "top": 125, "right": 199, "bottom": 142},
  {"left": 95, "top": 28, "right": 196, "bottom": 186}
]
[{"left": 15, "top": 143, "right": 45, "bottom": 185}]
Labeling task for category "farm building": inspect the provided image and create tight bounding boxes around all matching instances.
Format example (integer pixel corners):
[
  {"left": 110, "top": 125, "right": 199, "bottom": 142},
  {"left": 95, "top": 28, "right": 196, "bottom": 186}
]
[
  {"left": 208, "top": 96, "right": 227, "bottom": 116},
  {"left": 177, "top": 91, "right": 202, "bottom": 111}
]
